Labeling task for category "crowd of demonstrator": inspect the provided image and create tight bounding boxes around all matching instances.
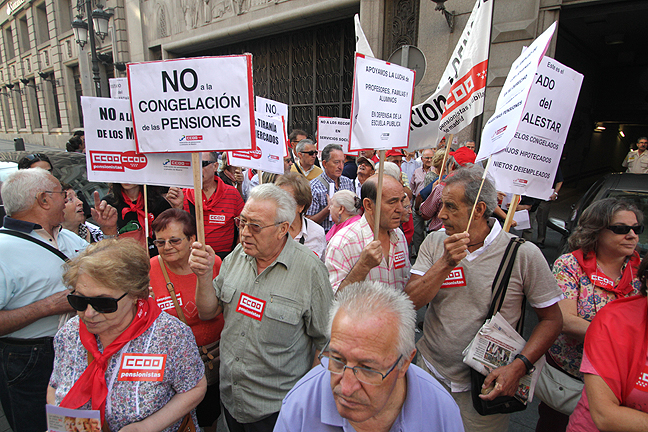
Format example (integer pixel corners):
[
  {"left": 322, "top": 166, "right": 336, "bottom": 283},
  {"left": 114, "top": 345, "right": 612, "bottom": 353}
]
[{"left": 1, "top": 131, "right": 648, "bottom": 432}]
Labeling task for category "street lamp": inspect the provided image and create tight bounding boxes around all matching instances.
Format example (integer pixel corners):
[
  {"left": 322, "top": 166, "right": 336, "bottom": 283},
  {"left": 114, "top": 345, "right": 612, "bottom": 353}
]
[{"left": 72, "top": 2, "right": 112, "bottom": 97}]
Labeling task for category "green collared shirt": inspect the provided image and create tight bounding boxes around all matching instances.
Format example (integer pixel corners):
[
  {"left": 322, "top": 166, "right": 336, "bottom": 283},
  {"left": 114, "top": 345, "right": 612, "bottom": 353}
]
[{"left": 214, "top": 237, "right": 333, "bottom": 423}]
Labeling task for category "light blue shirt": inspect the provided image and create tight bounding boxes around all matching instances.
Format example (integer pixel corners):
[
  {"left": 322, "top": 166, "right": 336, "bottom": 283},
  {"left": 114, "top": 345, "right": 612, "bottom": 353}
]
[
  {"left": 274, "top": 363, "right": 464, "bottom": 432},
  {"left": 0, "top": 217, "right": 88, "bottom": 338},
  {"left": 402, "top": 158, "right": 422, "bottom": 185}
]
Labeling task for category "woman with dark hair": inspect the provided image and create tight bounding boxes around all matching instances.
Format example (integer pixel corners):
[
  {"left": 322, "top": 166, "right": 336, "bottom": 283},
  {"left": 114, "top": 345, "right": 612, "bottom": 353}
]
[
  {"left": 536, "top": 198, "right": 644, "bottom": 431},
  {"left": 149, "top": 208, "right": 223, "bottom": 431},
  {"left": 566, "top": 253, "right": 648, "bottom": 431},
  {"left": 17, "top": 153, "right": 52, "bottom": 171},
  {"left": 276, "top": 172, "right": 326, "bottom": 259},
  {"left": 47, "top": 239, "right": 206, "bottom": 431},
  {"left": 103, "top": 183, "right": 172, "bottom": 255},
  {"left": 60, "top": 183, "right": 103, "bottom": 243}
]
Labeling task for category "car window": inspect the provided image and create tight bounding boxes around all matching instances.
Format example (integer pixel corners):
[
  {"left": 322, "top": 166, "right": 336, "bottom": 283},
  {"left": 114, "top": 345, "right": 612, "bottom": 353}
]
[{"left": 606, "top": 190, "right": 648, "bottom": 256}]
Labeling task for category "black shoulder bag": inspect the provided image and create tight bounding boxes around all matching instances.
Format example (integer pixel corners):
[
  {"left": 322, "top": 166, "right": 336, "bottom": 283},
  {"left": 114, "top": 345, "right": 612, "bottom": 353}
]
[
  {"left": 0, "top": 229, "right": 69, "bottom": 261},
  {"left": 470, "top": 237, "right": 528, "bottom": 415}
]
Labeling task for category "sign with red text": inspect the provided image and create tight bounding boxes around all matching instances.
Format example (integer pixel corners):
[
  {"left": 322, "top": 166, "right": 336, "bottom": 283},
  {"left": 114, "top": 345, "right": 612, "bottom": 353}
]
[
  {"left": 256, "top": 96, "right": 289, "bottom": 145},
  {"left": 228, "top": 113, "right": 287, "bottom": 175},
  {"left": 317, "top": 117, "right": 351, "bottom": 151},
  {"left": 82, "top": 97, "right": 194, "bottom": 187},
  {"left": 489, "top": 57, "right": 582, "bottom": 200},
  {"left": 349, "top": 54, "right": 415, "bottom": 151},
  {"left": 128, "top": 55, "right": 255, "bottom": 153}
]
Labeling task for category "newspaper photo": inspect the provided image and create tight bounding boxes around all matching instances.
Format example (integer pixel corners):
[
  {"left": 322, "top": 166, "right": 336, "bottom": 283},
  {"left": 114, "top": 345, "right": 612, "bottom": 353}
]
[
  {"left": 46, "top": 404, "right": 101, "bottom": 432},
  {"left": 462, "top": 312, "right": 545, "bottom": 403}
]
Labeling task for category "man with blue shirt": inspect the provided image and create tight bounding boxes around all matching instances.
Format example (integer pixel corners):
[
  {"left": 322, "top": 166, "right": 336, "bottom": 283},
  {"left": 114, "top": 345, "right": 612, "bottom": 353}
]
[
  {"left": 274, "top": 281, "right": 463, "bottom": 432},
  {"left": 0, "top": 168, "right": 117, "bottom": 432}
]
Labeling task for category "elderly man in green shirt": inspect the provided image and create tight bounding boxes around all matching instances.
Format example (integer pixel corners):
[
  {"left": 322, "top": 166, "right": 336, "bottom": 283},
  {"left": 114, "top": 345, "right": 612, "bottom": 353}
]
[{"left": 190, "top": 183, "right": 333, "bottom": 432}]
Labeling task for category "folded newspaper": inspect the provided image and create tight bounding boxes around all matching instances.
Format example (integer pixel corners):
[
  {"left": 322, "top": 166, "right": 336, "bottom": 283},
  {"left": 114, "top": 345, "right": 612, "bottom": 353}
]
[{"left": 462, "top": 312, "right": 545, "bottom": 404}]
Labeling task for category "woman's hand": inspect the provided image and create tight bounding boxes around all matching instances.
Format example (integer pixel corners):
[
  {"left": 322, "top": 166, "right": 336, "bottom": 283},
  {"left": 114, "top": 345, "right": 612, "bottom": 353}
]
[{"left": 558, "top": 298, "right": 590, "bottom": 342}]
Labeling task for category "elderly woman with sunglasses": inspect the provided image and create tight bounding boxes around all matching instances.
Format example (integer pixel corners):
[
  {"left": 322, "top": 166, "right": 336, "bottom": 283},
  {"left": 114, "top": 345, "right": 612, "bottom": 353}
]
[
  {"left": 149, "top": 208, "right": 223, "bottom": 431},
  {"left": 536, "top": 198, "right": 644, "bottom": 432},
  {"left": 47, "top": 239, "right": 206, "bottom": 432}
]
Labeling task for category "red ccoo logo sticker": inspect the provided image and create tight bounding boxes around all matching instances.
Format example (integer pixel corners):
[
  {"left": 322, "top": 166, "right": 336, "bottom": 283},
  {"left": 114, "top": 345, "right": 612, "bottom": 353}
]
[
  {"left": 118, "top": 353, "right": 166, "bottom": 382},
  {"left": 236, "top": 293, "right": 266, "bottom": 321},
  {"left": 250, "top": 149, "right": 262, "bottom": 160},
  {"left": 121, "top": 151, "right": 148, "bottom": 170},
  {"left": 440, "top": 267, "right": 467, "bottom": 288}
]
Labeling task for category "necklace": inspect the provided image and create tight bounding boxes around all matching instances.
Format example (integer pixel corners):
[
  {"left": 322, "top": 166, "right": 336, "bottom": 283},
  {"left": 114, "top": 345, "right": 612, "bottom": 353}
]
[{"left": 468, "top": 241, "right": 484, "bottom": 248}]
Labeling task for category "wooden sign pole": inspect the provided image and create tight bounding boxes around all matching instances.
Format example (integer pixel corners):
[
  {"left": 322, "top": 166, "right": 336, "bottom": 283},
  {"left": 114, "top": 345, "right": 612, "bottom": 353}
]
[
  {"left": 373, "top": 150, "right": 386, "bottom": 240},
  {"left": 465, "top": 156, "right": 492, "bottom": 234},
  {"left": 143, "top": 185, "right": 149, "bottom": 241},
  {"left": 503, "top": 194, "right": 520, "bottom": 232},
  {"left": 192, "top": 153, "right": 206, "bottom": 245},
  {"left": 437, "top": 134, "right": 454, "bottom": 180}
]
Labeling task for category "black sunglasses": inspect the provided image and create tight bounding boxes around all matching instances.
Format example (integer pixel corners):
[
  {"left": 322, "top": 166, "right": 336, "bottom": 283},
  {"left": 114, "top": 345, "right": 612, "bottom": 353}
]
[
  {"left": 202, "top": 160, "right": 216, "bottom": 168},
  {"left": 67, "top": 291, "right": 129, "bottom": 313},
  {"left": 300, "top": 151, "right": 318, "bottom": 156},
  {"left": 607, "top": 225, "right": 644, "bottom": 235}
]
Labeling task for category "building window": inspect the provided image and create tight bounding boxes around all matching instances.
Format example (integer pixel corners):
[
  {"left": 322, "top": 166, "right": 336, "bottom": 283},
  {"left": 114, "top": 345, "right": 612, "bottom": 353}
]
[
  {"left": 18, "top": 15, "right": 31, "bottom": 53},
  {"left": 5, "top": 27, "right": 16, "bottom": 59},
  {"left": 35, "top": 2, "right": 51, "bottom": 45},
  {"left": 58, "top": 0, "right": 72, "bottom": 35}
]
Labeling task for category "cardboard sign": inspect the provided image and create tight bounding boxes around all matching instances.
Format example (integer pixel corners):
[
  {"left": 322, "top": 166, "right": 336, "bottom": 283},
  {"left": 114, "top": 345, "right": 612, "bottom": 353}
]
[
  {"left": 128, "top": 55, "right": 255, "bottom": 153},
  {"left": 256, "top": 96, "right": 288, "bottom": 147},
  {"left": 317, "top": 117, "right": 351, "bottom": 151},
  {"left": 478, "top": 22, "right": 557, "bottom": 162},
  {"left": 228, "top": 113, "right": 287, "bottom": 175},
  {"left": 109, "top": 78, "right": 129, "bottom": 100},
  {"left": 349, "top": 54, "right": 415, "bottom": 151},
  {"left": 440, "top": 267, "right": 467, "bottom": 288},
  {"left": 236, "top": 292, "right": 266, "bottom": 321},
  {"left": 489, "top": 57, "right": 583, "bottom": 199},
  {"left": 117, "top": 353, "right": 167, "bottom": 382},
  {"left": 82, "top": 97, "right": 194, "bottom": 187}
]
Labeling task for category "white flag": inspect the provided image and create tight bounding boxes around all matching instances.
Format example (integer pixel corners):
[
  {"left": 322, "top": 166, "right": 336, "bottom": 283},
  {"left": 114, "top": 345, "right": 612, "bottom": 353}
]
[
  {"left": 354, "top": 14, "right": 375, "bottom": 57},
  {"left": 408, "top": 0, "right": 492, "bottom": 151}
]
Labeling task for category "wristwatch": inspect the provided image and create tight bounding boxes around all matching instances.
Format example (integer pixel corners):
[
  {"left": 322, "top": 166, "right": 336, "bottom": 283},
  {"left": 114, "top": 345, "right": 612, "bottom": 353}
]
[{"left": 514, "top": 354, "right": 536, "bottom": 374}]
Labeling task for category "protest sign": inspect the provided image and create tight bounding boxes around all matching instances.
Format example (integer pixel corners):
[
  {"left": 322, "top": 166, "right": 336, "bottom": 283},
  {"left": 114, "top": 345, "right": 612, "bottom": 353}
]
[
  {"left": 127, "top": 55, "right": 255, "bottom": 153},
  {"left": 477, "top": 22, "right": 557, "bottom": 162},
  {"left": 256, "top": 96, "right": 288, "bottom": 145},
  {"left": 489, "top": 57, "right": 583, "bottom": 200},
  {"left": 317, "top": 117, "right": 351, "bottom": 151},
  {"left": 349, "top": 54, "right": 415, "bottom": 151},
  {"left": 109, "top": 78, "right": 129, "bottom": 100},
  {"left": 82, "top": 96, "right": 194, "bottom": 187},
  {"left": 229, "top": 113, "right": 287, "bottom": 175},
  {"left": 408, "top": 0, "right": 492, "bottom": 151}
]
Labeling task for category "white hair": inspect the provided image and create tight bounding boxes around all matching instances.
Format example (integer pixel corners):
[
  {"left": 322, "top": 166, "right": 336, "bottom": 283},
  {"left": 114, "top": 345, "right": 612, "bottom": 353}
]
[
  {"left": 328, "top": 281, "right": 416, "bottom": 360},
  {"left": 1, "top": 168, "right": 57, "bottom": 216},
  {"left": 248, "top": 183, "right": 296, "bottom": 224},
  {"left": 383, "top": 162, "right": 402, "bottom": 182},
  {"left": 330, "top": 190, "right": 360, "bottom": 215}
]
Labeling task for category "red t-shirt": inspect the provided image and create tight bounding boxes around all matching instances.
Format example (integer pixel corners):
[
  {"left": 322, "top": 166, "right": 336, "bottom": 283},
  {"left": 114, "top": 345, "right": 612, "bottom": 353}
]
[
  {"left": 183, "top": 176, "right": 244, "bottom": 253},
  {"left": 149, "top": 256, "right": 224, "bottom": 346}
]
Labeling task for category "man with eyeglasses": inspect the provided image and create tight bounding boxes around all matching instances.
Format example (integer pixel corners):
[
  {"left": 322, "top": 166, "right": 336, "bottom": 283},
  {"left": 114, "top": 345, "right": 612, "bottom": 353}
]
[
  {"left": 190, "top": 184, "right": 333, "bottom": 432},
  {"left": 274, "top": 281, "right": 463, "bottom": 432},
  {"left": 0, "top": 168, "right": 117, "bottom": 432},
  {"left": 170, "top": 151, "right": 244, "bottom": 260},
  {"left": 290, "top": 139, "right": 323, "bottom": 181}
]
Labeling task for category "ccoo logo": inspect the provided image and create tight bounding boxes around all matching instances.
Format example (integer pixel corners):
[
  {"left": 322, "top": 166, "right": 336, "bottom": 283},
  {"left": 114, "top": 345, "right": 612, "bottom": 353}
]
[{"left": 121, "top": 151, "right": 148, "bottom": 170}]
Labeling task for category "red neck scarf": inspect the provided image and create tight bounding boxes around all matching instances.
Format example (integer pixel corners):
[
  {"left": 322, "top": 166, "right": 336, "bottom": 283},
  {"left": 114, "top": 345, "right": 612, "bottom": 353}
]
[
  {"left": 572, "top": 249, "right": 640, "bottom": 298},
  {"left": 60, "top": 297, "right": 161, "bottom": 420},
  {"left": 120, "top": 190, "right": 152, "bottom": 235}
]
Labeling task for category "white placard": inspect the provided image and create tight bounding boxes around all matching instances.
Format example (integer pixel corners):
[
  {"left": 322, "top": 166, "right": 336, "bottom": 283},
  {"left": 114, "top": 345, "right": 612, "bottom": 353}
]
[
  {"left": 349, "top": 54, "right": 415, "bottom": 151},
  {"left": 317, "top": 117, "right": 351, "bottom": 151},
  {"left": 256, "top": 96, "right": 288, "bottom": 149},
  {"left": 228, "top": 113, "right": 287, "bottom": 175},
  {"left": 82, "top": 97, "right": 194, "bottom": 187},
  {"left": 513, "top": 210, "right": 532, "bottom": 230},
  {"left": 109, "top": 77, "right": 129, "bottom": 100},
  {"left": 408, "top": 0, "right": 492, "bottom": 151},
  {"left": 127, "top": 55, "right": 255, "bottom": 153},
  {"left": 477, "top": 22, "right": 557, "bottom": 162},
  {"left": 489, "top": 57, "right": 583, "bottom": 200}
]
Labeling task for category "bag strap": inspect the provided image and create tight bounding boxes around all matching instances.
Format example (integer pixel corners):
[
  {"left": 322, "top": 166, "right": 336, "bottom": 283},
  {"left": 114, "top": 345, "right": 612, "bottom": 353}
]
[
  {"left": 157, "top": 255, "right": 187, "bottom": 324},
  {"left": 487, "top": 237, "right": 527, "bottom": 334},
  {"left": 0, "top": 229, "right": 69, "bottom": 262}
]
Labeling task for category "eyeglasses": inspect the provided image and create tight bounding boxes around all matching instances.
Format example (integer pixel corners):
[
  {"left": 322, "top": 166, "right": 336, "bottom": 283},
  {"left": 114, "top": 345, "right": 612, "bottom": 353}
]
[
  {"left": 153, "top": 236, "right": 188, "bottom": 247},
  {"left": 607, "top": 225, "right": 644, "bottom": 235},
  {"left": 41, "top": 190, "right": 71, "bottom": 203},
  {"left": 202, "top": 160, "right": 216, "bottom": 168},
  {"left": 318, "top": 342, "right": 403, "bottom": 385},
  {"left": 300, "top": 151, "right": 318, "bottom": 156},
  {"left": 67, "top": 291, "right": 129, "bottom": 313},
  {"left": 234, "top": 217, "right": 282, "bottom": 234}
]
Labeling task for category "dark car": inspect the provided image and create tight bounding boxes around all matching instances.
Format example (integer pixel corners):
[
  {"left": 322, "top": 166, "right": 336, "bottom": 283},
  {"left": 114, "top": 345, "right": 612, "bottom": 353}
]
[
  {"left": 550, "top": 173, "right": 648, "bottom": 255},
  {"left": 0, "top": 151, "right": 110, "bottom": 220}
]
